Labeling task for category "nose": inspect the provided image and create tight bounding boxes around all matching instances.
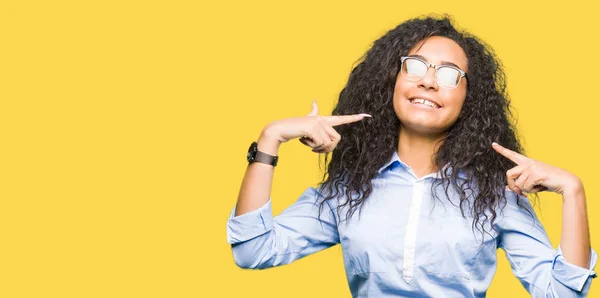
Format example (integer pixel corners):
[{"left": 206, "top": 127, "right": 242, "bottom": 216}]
[{"left": 418, "top": 66, "right": 438, "bottom": 91}]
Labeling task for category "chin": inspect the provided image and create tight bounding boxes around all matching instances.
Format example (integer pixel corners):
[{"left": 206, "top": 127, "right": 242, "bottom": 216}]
[
  {"left": 411, "top": 127, "right": 445, "bottom": 136},
  {"left": 399, "top": 121, "right": 444, "bottom": 135},
  {"left": 398, "top": 113, "right": 457, "bottom": 134}
]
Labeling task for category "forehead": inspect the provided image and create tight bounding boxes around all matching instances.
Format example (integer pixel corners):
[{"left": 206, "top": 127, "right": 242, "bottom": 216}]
[{"left": 408, "top": 36, "right": 468, "bottom": 71}]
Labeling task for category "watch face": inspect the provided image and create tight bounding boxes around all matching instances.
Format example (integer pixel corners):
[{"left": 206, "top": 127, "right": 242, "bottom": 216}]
[{"left": 247, "top": 142, "right": 258, "bottom": 162}]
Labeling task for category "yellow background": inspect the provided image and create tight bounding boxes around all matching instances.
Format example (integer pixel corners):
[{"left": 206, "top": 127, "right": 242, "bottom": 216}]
[{"left": 1, "top": 0, "right": 599, "bottom": 297}]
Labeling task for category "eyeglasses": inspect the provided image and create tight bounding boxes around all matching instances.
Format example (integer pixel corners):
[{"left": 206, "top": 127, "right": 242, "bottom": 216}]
[{"left": 400, "top": 56, "right": 467, "bottom": 89}]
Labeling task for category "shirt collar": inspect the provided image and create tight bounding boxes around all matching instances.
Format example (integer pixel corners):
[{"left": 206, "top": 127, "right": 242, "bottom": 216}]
[
  {"left": 377, "top": 151, "right": 403, "bottom": 174},
  {"left": 377, "top": 151, "right": 468, "bottom": 180}
]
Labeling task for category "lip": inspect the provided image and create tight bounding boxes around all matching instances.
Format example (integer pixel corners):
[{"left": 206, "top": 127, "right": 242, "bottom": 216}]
[{"left": 407, "top": 95, "right": 442, "bottom": 109}]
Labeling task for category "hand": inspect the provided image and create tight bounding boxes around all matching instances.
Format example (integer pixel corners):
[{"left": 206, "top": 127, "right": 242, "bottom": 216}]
[
  {"left": 262, "top": 100, "right": 371, "bottom": 153},
  {"left": 491, "top": 142, "right": 583, "bottom": 197}
]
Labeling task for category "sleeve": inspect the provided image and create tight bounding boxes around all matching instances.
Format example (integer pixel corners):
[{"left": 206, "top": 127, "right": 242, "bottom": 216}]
[
  {"left": 497, "top": 191, "right": 598, "bottom": 297},
  {"left": 226, "top": 187, "right": 340, "bottom": 269}
]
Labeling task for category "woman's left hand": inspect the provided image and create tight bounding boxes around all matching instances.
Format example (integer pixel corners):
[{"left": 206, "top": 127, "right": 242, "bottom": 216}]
[{"left": 491, "top": 142, "right": 583, "bottom": 197}]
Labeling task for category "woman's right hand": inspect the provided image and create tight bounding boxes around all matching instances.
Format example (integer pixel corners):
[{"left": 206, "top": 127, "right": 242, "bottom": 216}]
[{"left": 261, "top": 100, "right": 371, "bottom": 154}]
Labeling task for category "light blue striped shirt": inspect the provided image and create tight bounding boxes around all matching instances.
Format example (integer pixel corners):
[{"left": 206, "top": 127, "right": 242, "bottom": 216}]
[{"left": 227, "top": 152, "right": 597, "bottom": 297}]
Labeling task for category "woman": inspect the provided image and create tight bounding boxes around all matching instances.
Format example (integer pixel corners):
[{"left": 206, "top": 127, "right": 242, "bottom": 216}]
[{"left": 226, "top": 16, "right": 597, "bottom": 297}]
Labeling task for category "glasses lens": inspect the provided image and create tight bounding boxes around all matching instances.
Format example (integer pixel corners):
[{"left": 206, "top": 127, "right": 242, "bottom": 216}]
[
  {"left": 402, "top": 58, "right": 427, "bottom": 81},
  {"left": 436, "top": 67, "right": 461, "bottom": 88}
]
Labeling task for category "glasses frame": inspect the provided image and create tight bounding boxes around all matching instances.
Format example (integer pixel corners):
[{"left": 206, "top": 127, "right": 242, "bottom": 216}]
[{"left": 400, "top": 56, "right": 467, "bottom": 89}]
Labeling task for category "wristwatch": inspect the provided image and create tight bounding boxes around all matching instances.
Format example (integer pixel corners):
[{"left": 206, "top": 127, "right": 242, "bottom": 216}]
[{"left": 247, "top": 142, "right": 278, "bottom": 167}]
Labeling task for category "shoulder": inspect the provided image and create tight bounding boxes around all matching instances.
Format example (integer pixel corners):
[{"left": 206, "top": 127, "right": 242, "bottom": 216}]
[
  {"left": 500, "top": 188, "right": 535, "bottom": 214},
  {"left": 293, "top": 185, "right": 341, "bottom": 214},
  {"left": 495, "top": 188, "right": 541, "bottom": 231}
]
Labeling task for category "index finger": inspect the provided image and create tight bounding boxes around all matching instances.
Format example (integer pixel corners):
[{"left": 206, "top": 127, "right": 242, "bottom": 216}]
[
  {"left": 323, "top": 114, "right": 371, "bottom": 127},
  {"left": 492, "top": 142, "right": 529, "bottom": 165}
]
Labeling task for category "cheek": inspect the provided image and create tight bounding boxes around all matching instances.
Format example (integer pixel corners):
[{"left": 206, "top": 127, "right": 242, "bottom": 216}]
[
  {"left": 393, "top": 79, "right": 410, "bottom": 105},
  {"left": 444, "top": 89, "right": 467, "bottom": 113},
  {"left": 392, "top": 81, "right": 402, "bottom": 104},
  {"left": 393, "top": 81, "right": 411, "bottom": 107}
]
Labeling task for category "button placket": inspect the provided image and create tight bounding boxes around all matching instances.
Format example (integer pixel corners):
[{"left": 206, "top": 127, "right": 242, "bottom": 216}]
[{"left": 402, "top": 180, "right": 425, "bottom": 283}]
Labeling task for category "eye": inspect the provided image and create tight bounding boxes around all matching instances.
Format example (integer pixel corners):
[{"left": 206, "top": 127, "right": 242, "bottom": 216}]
[
  {"left": 402, "top": 58, "right": 427, "bottom": 78},
  {"left": 436, "top": 67, "right": 461, "bottom": 88}
]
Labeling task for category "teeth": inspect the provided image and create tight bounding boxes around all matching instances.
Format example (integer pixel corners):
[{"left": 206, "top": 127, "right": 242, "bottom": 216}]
[{"left": 410, "top": 98, "right": 439, "bottom": 108}]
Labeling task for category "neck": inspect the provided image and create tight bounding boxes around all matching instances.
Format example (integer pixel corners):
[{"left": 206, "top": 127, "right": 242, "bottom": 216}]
[{"left": 397, "top": 126, "right": 445, "bottom": 179}]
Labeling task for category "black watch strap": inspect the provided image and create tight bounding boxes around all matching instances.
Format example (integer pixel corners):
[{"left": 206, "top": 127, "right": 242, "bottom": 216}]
[{"left": 254, "top": 151, "right": 278, "bottom": 167}]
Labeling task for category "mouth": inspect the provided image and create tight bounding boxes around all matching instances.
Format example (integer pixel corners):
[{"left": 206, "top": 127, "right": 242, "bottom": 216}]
[{"left": 407, "top": 97, "right": 441, "bottom": 109}]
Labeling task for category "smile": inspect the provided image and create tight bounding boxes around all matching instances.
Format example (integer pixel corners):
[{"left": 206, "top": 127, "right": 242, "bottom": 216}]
[{"left": 409, "top": 98, "right": 441, "bottom": 109}]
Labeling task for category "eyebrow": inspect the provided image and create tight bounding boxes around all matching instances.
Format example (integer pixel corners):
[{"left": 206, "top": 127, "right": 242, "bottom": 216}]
[{"left": 408, "top": 54, "right": 463, "bottom": 70}]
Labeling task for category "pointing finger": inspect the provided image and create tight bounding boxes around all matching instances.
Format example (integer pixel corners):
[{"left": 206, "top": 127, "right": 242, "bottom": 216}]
[
  {"left": 492, "top": 142, "right": 529, "bottom": 165},
  {"left": 323, "top": 114, "right": 372, "bottom": 127}
]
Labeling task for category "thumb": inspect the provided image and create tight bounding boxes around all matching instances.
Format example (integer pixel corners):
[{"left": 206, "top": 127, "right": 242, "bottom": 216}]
[{"left": 307, "top": 99, "right": 319, "bottom": 116}]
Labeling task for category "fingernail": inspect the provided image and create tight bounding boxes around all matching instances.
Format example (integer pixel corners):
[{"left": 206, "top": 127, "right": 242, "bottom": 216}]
[
  {"left": 359, "top": 113, "right": 372, "bottom": 118},
  {"left": 313, "top": 99, "right": 317, "bottom": 105},
  {"left": 492, "top": 142, "right": 499, "bottom": 147}
]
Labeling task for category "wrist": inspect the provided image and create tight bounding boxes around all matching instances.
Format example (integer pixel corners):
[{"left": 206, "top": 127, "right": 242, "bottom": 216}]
[
  {"left": 562, "top": 177, "right": 585, "bottom": 202},
  {"left": 257, "top": 127, "right": 282, "bottom": 156}
]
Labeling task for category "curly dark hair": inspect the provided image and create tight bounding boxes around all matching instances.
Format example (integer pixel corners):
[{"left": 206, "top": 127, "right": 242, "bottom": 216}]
[{"left": 317, "top": 15, "right": 534, "bottom": 239}]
